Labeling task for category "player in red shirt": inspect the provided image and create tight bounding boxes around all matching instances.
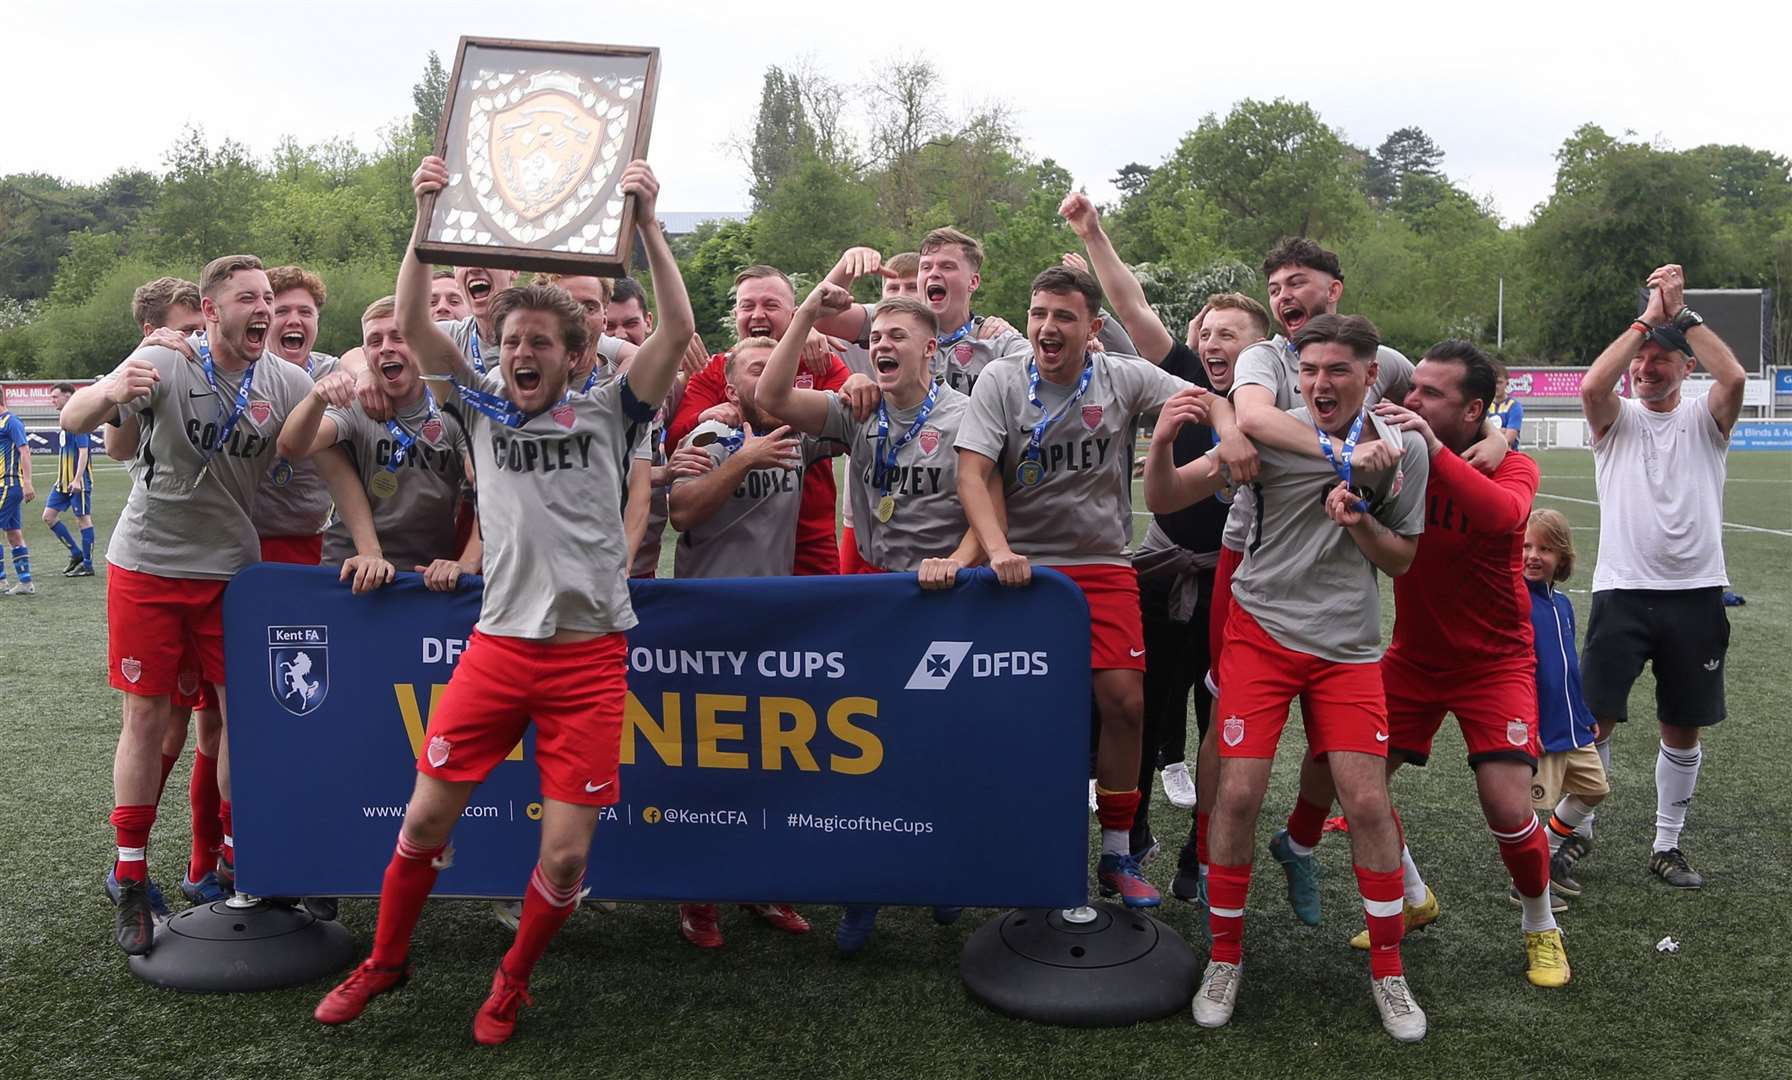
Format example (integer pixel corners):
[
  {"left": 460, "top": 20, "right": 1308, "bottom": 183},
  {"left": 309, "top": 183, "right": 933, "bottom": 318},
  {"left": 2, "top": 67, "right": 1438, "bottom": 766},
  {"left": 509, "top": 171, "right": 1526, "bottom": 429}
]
[
  {"left": 1310, "top": 340, "right": 1567, "bottom": 987},
  {"left": 664, "top": 265, "right": 856, "bottom": 575}
]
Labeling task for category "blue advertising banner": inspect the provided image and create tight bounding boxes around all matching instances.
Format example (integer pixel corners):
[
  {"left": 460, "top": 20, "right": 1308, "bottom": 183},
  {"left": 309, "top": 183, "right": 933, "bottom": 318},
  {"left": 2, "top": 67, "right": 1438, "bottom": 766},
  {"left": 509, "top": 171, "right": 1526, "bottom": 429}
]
[
  {"left": 1775, "top": 369, "right": 1792, "bottom": 395},
  {"left": 225, "top": 566, "right": 1093, "bottom": 909},
  {"left": 1731, "top": 419, "right": 1792, "bottom": 451}
]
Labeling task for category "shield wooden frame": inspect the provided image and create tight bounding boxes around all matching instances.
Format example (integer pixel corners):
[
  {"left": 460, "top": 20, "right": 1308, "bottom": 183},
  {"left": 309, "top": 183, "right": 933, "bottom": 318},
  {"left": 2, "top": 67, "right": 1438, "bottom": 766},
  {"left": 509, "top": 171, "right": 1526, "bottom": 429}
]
[{"left": 415, "top": 37, "right": 660, "bottom": 277}]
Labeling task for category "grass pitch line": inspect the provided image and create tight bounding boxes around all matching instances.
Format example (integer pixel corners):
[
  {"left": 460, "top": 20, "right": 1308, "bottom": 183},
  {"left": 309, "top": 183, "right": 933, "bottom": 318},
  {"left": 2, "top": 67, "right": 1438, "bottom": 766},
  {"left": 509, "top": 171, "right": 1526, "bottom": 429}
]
[{"left": 1534, "top": 491, "right": 1792, "bottom": 538}]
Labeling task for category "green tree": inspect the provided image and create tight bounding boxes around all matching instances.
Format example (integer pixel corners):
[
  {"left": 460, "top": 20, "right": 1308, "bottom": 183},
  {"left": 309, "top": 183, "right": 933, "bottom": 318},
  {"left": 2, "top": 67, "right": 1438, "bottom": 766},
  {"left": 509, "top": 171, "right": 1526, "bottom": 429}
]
[
  {"left": 752, "top": 159, "right": 890, "bottom": 281},
  {"left": 675, "top": 218, "right": 758, "bottom": 344},
  {"left": 411, "top": 50, "right": 450, "bottom": 152},
  {"left": 145, "top": 127, "right": 267, "bottom": 264},
  {"left": 979, "top": 160, "right": 1078, "bottom": 320},
  {"left": 1365, "top": 126, "right": 1444, "bottom": 205},
  {"left": 745, "top": 67, "right": 818, "bottom": 209}
]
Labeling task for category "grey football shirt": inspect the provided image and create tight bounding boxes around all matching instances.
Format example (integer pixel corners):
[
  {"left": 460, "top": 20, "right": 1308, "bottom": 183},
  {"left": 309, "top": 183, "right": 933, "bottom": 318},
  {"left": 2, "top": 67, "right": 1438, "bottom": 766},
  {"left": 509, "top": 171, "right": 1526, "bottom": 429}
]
[
  {"left": 671, "top": 427, "right": 835, "bottom": 579},
  {"left": 105, "top": 337, "right": 314, "bottom": 579},
  {"left": 1224, "top": 407, "right": 1429, "bottom": 663},
  {"left": 320, "top": 392, "right": 471, "bottom": 570},
  {"left": 819, "top": 386, "right": 971, "bottom": 571},
  {"left": 447, "top": 369, "right": 654, "bottom": 638},
  {"left": 254, "top": 352, "right": 338, "bottom": 538},
  {"left": 630, "top": 378, "right": 683, "bottom": 577},
  {"left": 1221, "top": 335, "right": 1415, "bottom": 551},
  {"left": 934, "top": 321, "right": 1031, "bottom": 396},
  {"left": 957, "top": 351, "right": 1191, "bottom": 566}
]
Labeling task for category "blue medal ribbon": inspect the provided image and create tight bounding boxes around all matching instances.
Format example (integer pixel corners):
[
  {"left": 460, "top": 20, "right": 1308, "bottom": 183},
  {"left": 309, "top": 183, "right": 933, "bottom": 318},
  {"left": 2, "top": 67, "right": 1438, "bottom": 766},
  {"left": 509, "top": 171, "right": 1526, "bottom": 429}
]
[
  {"left": 466, "top": 331, "right": 486, "bottom": 375},
  {"left": 1315, "top": 410, "right": 1370, "bottom": 512},
  {"left": 936, "top": 316, "right": 977, "bottom": 349},
  {"left": 1020, "top": 356, "right": 1095, "bottom": 480},
  {"left": 195, "top": 333, "right": 257, "bottom": 468},
  {"left": 873, "top": 380, "right": 941, "bottom": 496},
  {"left": 454, "top": 378, "right": 570, "bottom": 430},
  {"left": 383, "top": 386, "right": 442, "bottom": 473}
]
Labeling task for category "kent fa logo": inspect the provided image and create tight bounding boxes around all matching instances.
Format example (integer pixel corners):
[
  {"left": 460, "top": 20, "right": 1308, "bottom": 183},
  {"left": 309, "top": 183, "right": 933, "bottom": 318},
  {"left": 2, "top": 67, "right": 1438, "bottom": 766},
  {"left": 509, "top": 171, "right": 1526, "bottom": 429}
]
[
  {"left": 268, "top": 625, "right": 329, "bottom": 716},
  {"left": 904, "top": 641, "right": 973, "bottom": 691}
]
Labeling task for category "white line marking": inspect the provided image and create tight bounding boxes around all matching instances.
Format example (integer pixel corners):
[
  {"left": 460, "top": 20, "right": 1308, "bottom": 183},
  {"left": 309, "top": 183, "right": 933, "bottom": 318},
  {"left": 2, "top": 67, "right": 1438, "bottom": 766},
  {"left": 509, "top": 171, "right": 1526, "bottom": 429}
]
[
  {"left": 1532, "top": 492, "right": 1792, "bottom": 537},
  {"left": 1540, "top": 474, "right": 1791, "bottom": 485}
]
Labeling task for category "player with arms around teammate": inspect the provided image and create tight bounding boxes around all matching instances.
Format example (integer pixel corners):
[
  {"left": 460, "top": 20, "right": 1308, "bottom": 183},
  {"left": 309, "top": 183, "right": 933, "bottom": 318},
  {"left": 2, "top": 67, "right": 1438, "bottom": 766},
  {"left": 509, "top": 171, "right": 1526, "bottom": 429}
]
[
  {"left": 1579, "top": 263, "right": 1745, "bottom": 890},
  {"left": 43, "top": 384, "right": 96, "bottom": 576},
  {"left": 758, "top": 284, "right": 990, "bottom": 952},
  {"left": 276, "top": 296, "right": 477, "bottom": 592},
  {"left": 956, "top": 265, "right": 1198, "bottom": 909},
  {"left": 313, "top": 153, "right": 692, "bottom": 1044},
  {"left": 1146, "top": 314, "right": 1432, "bottom": 1042},
  {"left": 0, "top": 395, "right": 32, "bottom": 595},
  {"left": 61, "top": 255, "right": 316, "bottom": 954}
]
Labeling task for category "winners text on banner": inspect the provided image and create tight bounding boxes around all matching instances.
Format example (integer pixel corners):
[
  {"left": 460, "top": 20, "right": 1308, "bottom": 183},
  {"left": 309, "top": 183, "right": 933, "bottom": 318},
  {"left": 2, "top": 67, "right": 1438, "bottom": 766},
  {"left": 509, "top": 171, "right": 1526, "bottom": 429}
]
[{"left": 224, "top": 566, "right": 1093, "bottom": 909}]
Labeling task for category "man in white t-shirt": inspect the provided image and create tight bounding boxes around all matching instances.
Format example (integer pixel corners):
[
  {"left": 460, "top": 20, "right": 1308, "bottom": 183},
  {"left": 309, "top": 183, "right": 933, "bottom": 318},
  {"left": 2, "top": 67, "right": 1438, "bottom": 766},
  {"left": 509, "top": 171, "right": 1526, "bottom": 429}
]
[{"left": 1579, "top": 263, "right": 1745, "bottom": 890}]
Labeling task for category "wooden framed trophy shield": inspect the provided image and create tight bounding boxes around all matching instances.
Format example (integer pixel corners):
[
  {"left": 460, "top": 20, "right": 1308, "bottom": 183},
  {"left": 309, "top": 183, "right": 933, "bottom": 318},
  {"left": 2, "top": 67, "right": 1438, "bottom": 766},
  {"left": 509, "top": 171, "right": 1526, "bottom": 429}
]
[{"left": 415, "top": 37, "right": 660, "bottom": 277}]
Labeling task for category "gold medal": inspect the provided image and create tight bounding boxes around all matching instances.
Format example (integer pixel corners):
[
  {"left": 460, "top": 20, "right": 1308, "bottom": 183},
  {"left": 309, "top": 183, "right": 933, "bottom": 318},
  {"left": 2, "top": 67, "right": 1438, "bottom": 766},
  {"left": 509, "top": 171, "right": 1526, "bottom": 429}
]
[
  {"left": 876, "top": 494, "right": 896, "bottom": 523},
  {"left": 370, "top": 470, "right": 400, "bottom": 498}
]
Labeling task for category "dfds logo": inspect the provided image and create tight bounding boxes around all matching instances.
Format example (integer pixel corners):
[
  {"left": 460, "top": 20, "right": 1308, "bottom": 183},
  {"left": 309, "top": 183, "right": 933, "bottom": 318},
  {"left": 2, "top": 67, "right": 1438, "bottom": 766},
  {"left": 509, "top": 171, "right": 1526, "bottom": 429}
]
[{"left": 904, "top": 641, "right": 1049, "bottom": 691}]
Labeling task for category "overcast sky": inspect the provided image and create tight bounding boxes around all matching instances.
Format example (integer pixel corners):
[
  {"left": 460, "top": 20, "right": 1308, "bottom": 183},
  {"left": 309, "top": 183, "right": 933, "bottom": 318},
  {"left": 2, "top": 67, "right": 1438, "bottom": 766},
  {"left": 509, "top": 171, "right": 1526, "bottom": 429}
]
[{"left": 12, "top": 1, "right": 1788, "bottom": 225}]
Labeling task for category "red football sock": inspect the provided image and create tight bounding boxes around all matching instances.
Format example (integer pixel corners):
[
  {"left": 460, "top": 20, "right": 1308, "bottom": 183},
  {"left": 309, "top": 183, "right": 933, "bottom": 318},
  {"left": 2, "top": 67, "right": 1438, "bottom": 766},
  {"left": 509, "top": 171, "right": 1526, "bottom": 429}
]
[
  {"left": 1094, "top": 786, "right": 1140, "bottom": 833},
  {"left": 1493, "top": 816, "right": 1551, "bottom": 898},
  {"left": 156, "top": 753, "right": 180, "bottom": 802},
  {"left": 111, "top": 804, "right": 157, "bottom": 883},
  {"left": 1206, "top": 861, "right": 1252, "bottom": 964},
  {"left": 1286, "top": 797, "right": 1328, "bottom": 851},
  {"left": 1355, "top": 864, "right": 1406, "bottom": 979},
  {"left": 369, "top": 833, "right": 449, "bottom": 969},
  {"left": 1194, "top": 810, "right": 1210, "bottom": 868},
  {"left": 501, "top": 864, "right": 583, "bottom": 983},
  {"left": 189, "top": 751, "right": 222, "bottom": 879}
]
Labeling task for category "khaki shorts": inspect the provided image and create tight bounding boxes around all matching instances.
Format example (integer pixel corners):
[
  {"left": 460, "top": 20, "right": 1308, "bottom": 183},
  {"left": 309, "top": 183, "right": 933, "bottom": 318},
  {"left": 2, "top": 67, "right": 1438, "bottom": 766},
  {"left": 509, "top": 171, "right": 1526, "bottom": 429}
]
[{"left": 1531, "top": 745, "right": 1611, "bottom": 811}]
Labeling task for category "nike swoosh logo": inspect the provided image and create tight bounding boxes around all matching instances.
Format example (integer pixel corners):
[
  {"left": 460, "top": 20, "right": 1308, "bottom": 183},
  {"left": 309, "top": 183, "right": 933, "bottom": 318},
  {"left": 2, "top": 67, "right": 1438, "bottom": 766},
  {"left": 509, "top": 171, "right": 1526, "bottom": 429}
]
[
  {"left": 188, "top": 389, "right": 217, "bottom": 399},
  {"left": 1375, "top": 732, "right": 1389, "bottom": 742},
  {"left": 584, "top": 780, "right": 613, "bottom": 793},
  {"left": 1129, "top": 648, "right": 1146, "bottom": 657}
]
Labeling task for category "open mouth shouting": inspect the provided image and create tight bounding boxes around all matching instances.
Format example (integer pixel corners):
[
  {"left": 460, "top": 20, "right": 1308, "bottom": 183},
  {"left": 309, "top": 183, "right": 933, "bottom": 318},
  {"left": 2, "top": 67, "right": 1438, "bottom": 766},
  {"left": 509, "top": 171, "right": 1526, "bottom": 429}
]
[
  {"left": 379, "top": 358, "right": 406, "bottom": 382},
  {"left": 1202, "top": 353, "right": 1231, "bottom": 384},
  {"left": 511, "top": 364, "right": 542, "bottom": 393},
  {"left": 277, "top": 329, "right": 307, "bottom": 359},
  {"left": 1036, "top": 335, "right": 1066, "bottom": 366},
  {"left": 464, "top": 274, "right": 494, "bottom": 305},
  {"left": 873, "top": 352, "right": 901, "bottom": 376},
  {"left": 745, "top": 318, "right": 774, "bottom": 337},
  {"left": 244, "top": 319, "right": 269, "bottom": 353},
  {"left": 1278, "top": 300, "right": 1310, "bottom": 335},
  {"left": 1310, "top": 391, "right": 1342, "bottom": 427},
  {"left": 924, "top": 280, "right": 948, "bottom": 308}
]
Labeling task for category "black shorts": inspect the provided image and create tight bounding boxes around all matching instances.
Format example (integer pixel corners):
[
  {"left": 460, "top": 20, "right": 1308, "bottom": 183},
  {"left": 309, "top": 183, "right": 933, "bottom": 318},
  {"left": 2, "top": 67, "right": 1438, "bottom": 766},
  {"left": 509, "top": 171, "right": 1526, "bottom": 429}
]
[{"left": 1581, "top": 587, "right": 1729, "bottom": 728}]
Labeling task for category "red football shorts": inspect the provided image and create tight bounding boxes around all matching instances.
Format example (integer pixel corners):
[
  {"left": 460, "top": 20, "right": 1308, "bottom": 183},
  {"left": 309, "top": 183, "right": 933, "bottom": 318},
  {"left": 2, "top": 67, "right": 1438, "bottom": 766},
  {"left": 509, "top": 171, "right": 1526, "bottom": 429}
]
[
  {"left": 1381, "top": 648, "right": 1540, "bottom": 768},
  {"left": 107, "top": 565, "right": 227, "bottom": 697},
  {"left": 171, "top": 652, "right": 216, "bottom": 712},
  {"left": 418, "top": 630, "right": 628, "bottom": 805},
  {"left": 838, "top": 524, "right": 877, "bottom": 574},
  {"left": 1214, "top": 601, "right": 1388, "bottom": 760},
  {"left": 259, "top": 534, "right": 323, "bottom": 565},
  {"left": 1208, "top": 543, "right": 1244, "bottom": 684},
  {"left": 1054, "top": 563, "right": 1146, "bottom": 672}
]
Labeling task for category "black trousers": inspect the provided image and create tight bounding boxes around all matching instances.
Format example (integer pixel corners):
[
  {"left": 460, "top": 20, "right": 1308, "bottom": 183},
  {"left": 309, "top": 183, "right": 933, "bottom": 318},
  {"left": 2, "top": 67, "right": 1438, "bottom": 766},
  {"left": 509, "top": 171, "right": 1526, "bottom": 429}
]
[{"left": 1132, "top": 567, "right": 1215, "bottom": 847}]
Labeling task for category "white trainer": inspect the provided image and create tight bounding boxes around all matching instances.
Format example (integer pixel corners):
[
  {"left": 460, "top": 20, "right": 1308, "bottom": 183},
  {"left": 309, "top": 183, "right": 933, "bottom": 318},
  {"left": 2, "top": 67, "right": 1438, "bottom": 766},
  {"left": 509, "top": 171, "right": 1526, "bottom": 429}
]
[
  {"left": 1192, "top": 961, "right": 1241, "bottom": 1028},
  {"left": 1371, "top": 974, "right": 1427, "bottom": 1042},
  {"left": 1161, "top": 761, "right": 1198, "bottom": 808}
]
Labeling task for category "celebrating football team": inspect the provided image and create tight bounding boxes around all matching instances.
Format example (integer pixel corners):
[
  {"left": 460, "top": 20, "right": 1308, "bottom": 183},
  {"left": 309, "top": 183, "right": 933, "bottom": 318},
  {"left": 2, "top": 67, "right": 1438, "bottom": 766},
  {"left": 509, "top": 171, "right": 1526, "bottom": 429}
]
[{"left": 42, "top": 133, "right": 1747, "bottom": 1047}]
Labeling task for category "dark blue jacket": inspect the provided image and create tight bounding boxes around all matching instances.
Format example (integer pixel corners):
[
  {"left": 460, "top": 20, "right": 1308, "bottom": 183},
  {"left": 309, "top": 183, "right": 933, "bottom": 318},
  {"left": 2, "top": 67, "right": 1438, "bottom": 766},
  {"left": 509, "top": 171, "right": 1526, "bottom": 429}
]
[{"left": 1528, "top": 578, "right": 1597, "bottom": 752}]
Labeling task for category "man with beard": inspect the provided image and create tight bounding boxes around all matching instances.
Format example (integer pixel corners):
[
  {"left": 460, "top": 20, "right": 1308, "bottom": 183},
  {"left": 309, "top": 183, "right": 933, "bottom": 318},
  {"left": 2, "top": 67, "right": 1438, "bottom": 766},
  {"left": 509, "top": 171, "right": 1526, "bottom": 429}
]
[
  {"left": 957, "top": 265, "right": 1197, "bottom": 909},
  {"left": 1145, "top": 314, "right": 1431, "bottom": 1042},
  {"left": 665, "top": 266, "right": 854, "bottom": 576},
  {"left": 61, "top": 255, "right": 316, "bottom": 955},
  {"left": 1579, "top": 264, "right": 1744, "bottom": 890}
]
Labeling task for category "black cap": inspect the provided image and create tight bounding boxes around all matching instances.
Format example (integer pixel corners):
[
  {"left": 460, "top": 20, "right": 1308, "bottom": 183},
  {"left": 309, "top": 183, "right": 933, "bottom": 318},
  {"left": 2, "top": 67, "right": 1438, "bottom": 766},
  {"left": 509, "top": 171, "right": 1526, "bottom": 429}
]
[{"left": 1645, "top": 325, "right": 1694, "bottom": 357}]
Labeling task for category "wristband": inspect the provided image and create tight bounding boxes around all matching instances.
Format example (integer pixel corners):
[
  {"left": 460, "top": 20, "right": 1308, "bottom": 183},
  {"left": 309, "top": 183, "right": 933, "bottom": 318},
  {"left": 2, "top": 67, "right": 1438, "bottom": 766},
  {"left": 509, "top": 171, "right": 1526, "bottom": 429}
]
[{"left": 1631, "top": 320, "right": 1651, "bottom": 337}]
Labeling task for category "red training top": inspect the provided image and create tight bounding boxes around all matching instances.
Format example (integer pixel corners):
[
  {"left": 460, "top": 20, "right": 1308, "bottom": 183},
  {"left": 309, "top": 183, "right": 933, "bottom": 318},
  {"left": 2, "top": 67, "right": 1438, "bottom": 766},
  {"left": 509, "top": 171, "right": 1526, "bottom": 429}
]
[
  {"left": 1388, "top": 447, "right": 1540, "bottom": 668},
  {"left": 668, "top": 351, "right": 851, "bottom": 576}
]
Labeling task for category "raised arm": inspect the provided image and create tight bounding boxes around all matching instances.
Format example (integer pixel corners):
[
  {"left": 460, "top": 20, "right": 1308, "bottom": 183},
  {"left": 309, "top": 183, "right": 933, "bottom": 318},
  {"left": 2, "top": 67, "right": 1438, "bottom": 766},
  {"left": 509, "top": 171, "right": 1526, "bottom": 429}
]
[
  {"left": 813, "top": 246, "right": 882, "bottom": 341},
  {"left": 1144, "top": 390, "right": 1226, "bottom": 514},
  {"left": 1059, "top": 193, "right": 1173, "bottom": 363},
  {"left": 276, "top": 371, "right": 354, "bottom": 460},
  {"left": 402, "top": 158, "right": 479, "bottom": 384},
  {"left": 615, "top": 162, "right": 692, "bottom": 409},
  {"left": 1649, "top": 265, "right": 1746, "bottom": 437},
  {"left": 758, "top": 283, "right": 854, "bottom": 435}
]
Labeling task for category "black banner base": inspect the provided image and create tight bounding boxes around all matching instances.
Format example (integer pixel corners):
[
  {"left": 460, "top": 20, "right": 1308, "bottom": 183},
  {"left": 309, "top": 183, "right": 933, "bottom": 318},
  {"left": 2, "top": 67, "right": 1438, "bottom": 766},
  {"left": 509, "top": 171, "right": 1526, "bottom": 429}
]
[
  {"left": 959, "top": 903, "right": 1199, "bottom": 1027},
  {"left": 128, "top": 898, "right": 354, "bottom": 992}
]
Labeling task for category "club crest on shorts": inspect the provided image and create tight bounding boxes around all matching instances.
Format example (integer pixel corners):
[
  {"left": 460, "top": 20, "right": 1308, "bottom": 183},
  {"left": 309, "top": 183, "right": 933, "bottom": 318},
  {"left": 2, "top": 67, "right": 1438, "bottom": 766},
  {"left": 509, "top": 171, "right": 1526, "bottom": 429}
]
[
  {"left": 954, "top": 342, "right": 974, "bottom": 366},
  {"left": 1507, "top": 718, "right": 1528, "bottom": 748},
  {"left": 248, "top": 400, "right": 273, "bottom": 426},
  {"left": 267, "top": 625, "right": 329, "bottom": 716},
  {"left": 551, "top": 403, "right": 576, "bottom": 429},
  {"left": 119, "top": 656, "right": 143, "bottom": 685},
  {"left": 177, "top": 669, "right": 200, "bottom": 697},
  {"left": 1081, "top": 404, "right": 1103, "bottom": 430},
  {"left": 422, "top": 418, "right": 445, "bottom": 443},
  {"left": 428, "top": 735, "right": 452, "bottom": 769},
  {"left": 918, "top": 428, "right": 941, "bottom": 455},
  {"left": 1222, "top": 714, "right": 1245, "bottom": 747}
]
